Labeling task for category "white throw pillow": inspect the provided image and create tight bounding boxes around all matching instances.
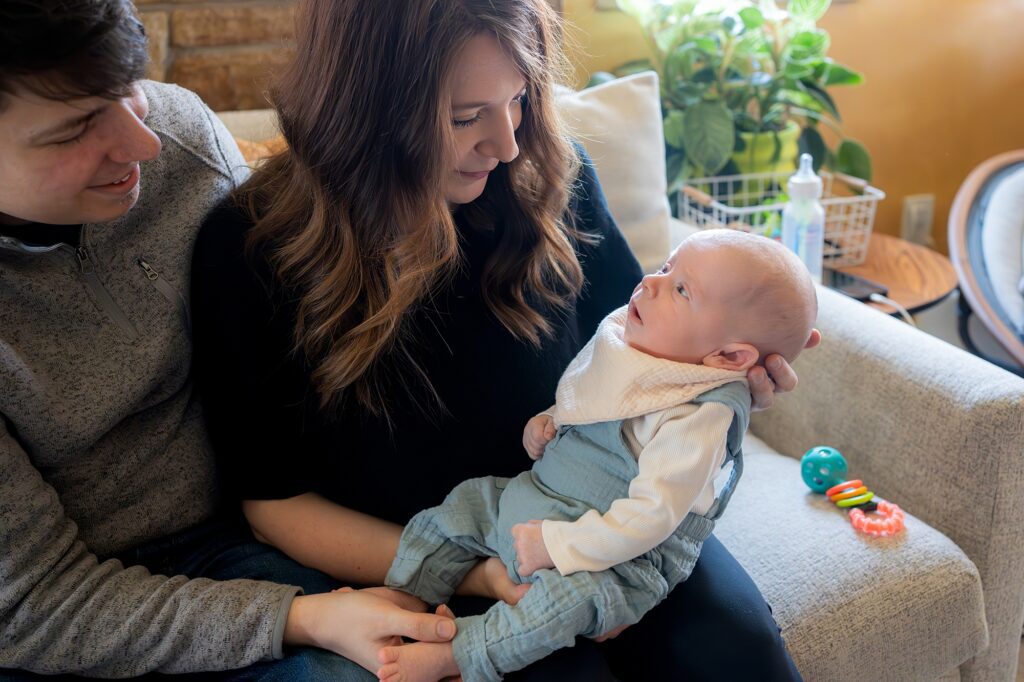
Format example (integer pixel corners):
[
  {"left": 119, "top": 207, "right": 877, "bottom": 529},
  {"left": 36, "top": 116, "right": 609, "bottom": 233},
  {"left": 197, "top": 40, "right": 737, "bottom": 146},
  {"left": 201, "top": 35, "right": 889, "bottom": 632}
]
[{"left": 555, "top": 71, "right": 672, "bottom": 274}]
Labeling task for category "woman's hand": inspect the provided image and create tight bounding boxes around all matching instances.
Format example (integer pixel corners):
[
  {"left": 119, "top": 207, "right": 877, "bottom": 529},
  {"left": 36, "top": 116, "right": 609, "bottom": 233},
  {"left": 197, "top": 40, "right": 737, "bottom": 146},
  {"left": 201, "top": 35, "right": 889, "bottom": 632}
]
[
  {"left": 747, "top": 329, "right": 821, "bottom": 411},
  {"left": 283, "top": 586, "right": 457, "bottom": 672},
  {"left": 457, "top": 556, "right": 531, "bottom": 605}
]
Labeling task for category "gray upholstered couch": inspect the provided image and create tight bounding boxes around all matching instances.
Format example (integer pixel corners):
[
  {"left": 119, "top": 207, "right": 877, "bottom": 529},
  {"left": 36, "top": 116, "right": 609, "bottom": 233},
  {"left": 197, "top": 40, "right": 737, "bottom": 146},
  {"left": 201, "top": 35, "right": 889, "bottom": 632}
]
[
  {"left": 217, "top": 74, "right": 1024, "bottom": 680},
  {"left": 716, "top": 275, "right": 1022, "bottom": 681}
]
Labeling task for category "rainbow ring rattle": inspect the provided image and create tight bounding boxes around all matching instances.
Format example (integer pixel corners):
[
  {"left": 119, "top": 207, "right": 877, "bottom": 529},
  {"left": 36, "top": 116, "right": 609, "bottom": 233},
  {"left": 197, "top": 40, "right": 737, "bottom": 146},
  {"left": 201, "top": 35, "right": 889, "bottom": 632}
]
[
  {"left": 825, "top": 479, "right": 905, "bottom": 537},
  {"left": 801, "top": 447, "right": 906, "bottom": 537}
]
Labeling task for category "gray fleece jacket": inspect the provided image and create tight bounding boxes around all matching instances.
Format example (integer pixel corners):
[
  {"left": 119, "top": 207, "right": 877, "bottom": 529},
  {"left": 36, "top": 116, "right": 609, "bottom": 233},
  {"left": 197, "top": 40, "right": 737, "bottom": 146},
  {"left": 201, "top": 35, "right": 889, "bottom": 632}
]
[{"left": 0, "top": 81, "right": 299, "bottom": 677}]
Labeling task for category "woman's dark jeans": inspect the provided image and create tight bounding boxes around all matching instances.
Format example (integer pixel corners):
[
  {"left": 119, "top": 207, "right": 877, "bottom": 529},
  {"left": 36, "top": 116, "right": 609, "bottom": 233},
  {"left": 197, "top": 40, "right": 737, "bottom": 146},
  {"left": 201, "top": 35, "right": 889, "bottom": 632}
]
[{"left": 1, "top": 519, "right": 800, "bottom": 681}]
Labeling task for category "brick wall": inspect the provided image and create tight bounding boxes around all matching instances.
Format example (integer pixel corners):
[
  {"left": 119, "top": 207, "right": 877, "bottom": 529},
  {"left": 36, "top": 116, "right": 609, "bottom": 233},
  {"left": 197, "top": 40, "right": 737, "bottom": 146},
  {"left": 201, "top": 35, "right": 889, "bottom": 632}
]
[
  {"left": 136, "top": 0, "right": 564, "bottom": 113},
  {"left": 135, "top": 0, "right": 296, "bottom": 112}
]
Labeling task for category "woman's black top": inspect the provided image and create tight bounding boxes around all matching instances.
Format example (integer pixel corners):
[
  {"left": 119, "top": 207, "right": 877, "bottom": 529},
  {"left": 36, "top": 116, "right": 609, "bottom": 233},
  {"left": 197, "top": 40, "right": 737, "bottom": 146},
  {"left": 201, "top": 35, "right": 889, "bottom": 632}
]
[{"left": 192, "top": 157, "right": 643, "bottom": 525}]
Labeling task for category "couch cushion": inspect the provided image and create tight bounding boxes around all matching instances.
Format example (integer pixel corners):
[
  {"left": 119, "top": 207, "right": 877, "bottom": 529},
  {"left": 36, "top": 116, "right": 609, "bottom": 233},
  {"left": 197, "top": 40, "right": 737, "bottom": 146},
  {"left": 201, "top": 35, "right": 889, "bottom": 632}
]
[{"left": 716, "top": 434, "right": 988, "bottom": 680}]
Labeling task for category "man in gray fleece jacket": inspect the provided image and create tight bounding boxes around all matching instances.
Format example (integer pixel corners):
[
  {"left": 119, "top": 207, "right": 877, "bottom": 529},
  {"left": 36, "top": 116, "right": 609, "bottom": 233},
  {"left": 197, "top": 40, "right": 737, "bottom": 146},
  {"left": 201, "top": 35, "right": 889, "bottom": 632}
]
[{"left": 0, "top": 1, "right": 455, "bottom": 678}]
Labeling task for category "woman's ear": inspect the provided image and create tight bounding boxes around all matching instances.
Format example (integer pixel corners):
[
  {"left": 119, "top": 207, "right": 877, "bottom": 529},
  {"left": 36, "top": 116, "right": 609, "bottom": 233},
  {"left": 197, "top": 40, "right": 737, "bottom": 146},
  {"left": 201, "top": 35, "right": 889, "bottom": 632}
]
[{"left": 702, "top": 343, "right": 759, "bottom": 371}]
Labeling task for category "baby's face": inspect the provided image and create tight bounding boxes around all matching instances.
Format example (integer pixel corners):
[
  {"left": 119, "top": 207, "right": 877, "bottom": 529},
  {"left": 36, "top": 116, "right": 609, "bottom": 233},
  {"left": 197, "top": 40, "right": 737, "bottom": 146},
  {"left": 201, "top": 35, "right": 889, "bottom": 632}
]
[{"left": 623, "top": 238, "right": 754, "bottom": 364}]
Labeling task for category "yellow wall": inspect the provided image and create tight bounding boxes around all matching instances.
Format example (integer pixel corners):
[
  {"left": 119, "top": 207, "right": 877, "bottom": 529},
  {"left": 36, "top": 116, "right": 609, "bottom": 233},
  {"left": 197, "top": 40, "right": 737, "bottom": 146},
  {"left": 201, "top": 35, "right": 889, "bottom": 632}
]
[
  {"left": 561, "top": 0, "right": 649, "bottom": 87},
  {"left": 562, "top": 0, "right": 1024, "bottom": 253}
]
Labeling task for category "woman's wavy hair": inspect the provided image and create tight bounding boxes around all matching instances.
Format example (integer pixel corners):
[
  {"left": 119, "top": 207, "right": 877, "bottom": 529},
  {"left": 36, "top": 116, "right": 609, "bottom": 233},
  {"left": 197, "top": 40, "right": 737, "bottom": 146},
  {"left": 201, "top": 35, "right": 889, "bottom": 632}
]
[{"left": 237, "top": 0, "right": 587, "bottom": 419}]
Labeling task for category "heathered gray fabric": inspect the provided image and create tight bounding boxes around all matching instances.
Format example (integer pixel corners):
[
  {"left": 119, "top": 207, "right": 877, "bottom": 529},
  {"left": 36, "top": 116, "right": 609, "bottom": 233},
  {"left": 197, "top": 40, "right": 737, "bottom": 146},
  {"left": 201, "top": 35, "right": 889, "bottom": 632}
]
[
  {"left": 717, "top": 435, "right": 988, "bottom": 681},
  {"left": 739, "top": 287, "right": 1024, "bottom": 681},
  {"left": 0, "top": 81, "right": 299, "bottom": 677}
]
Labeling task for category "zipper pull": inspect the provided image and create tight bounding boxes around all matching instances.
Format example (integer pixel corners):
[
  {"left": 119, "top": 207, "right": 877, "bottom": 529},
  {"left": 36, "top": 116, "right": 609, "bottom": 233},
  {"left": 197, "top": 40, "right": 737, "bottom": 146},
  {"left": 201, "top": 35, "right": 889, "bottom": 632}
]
[
  {"left": 76, "top": 247, "right": 94, "bottom": 274},
  {"left": 138, "top": 258, "right": 159, "bottom": 281}
]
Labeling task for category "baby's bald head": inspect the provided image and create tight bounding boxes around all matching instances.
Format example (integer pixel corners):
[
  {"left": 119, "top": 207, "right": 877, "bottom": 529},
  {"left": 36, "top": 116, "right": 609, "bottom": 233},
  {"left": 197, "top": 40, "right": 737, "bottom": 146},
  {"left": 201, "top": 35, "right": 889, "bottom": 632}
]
[{"left": 686, "top": 229, "right": 818, "bottom": 364}]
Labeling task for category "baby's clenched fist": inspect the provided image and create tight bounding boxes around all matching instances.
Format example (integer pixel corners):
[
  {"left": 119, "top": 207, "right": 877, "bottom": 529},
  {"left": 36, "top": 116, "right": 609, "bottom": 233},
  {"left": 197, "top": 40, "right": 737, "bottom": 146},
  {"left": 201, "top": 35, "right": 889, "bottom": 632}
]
[
  {"left": 522, "top": 413, "right": 556, "bottom": 460},
  {"left": 511, "top": 520, "right": 555, "bottom": 575}
]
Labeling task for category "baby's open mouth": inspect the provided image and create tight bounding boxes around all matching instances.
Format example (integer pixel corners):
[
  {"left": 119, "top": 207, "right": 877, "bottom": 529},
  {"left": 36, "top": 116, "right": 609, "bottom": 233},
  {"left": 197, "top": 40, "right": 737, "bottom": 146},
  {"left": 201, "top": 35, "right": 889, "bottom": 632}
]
[{"left": 629, "top": 301, "right": 643, "bottom": 324}]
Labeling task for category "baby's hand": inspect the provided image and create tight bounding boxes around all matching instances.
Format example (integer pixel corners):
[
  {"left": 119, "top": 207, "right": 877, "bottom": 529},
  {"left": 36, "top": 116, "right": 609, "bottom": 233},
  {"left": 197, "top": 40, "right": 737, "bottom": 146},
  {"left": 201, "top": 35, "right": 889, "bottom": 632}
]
[
  {"left": 522, "top": 414, "right": 556, "bottom": 460},
  {"left": 511, "top": 520, "right": 555, "bottom": 575}
]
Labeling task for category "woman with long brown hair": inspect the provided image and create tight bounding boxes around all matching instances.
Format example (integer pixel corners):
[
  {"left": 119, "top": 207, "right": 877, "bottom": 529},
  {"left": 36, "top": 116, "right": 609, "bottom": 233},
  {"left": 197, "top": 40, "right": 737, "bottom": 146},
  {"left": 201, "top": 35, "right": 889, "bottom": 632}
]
[{"left": 193, "top": 0, "right": 812, "bottom": 679}]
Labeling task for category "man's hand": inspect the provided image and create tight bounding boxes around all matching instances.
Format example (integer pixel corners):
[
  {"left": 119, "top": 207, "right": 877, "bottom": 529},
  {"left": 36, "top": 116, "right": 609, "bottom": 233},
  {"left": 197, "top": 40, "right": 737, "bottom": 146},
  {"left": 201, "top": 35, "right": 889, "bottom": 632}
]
[
  {"left": 511, "top": 520, "right": 555, "bottom": 575},
  {"left": 284, "top": 586, "right": 457, "bottom": 673},
  {"left": 523, "top": 414, "right": 556, "bottom": 459}
]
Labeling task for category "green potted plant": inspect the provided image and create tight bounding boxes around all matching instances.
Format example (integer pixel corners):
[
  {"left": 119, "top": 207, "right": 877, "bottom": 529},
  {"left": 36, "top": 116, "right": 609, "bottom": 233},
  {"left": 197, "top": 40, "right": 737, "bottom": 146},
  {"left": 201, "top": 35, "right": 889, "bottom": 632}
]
[{"left": 610, "top": 0, "right": 872, "bottom": 194}]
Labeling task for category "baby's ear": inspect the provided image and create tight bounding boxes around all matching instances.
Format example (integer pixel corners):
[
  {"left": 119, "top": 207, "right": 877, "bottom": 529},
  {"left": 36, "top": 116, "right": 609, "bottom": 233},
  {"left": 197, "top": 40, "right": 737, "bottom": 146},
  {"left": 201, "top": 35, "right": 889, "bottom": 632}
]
[{"left": 702, "top": 343, "right": 759, "bottom": 371}]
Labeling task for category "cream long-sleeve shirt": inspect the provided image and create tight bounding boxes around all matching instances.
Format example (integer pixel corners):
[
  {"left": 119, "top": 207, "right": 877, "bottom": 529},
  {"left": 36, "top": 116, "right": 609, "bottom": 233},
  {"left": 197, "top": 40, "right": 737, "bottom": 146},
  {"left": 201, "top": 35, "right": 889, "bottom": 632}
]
[{"left": 541, "top": 306, "right": 746, "bottom": 576}]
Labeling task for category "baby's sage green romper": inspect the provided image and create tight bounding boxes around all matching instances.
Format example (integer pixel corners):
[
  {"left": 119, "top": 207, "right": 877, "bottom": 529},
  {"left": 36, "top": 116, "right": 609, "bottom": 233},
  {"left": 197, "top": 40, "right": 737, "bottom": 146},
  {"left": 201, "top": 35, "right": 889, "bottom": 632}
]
[{"left": 386, "top": 381, "right": 751, "bottom": 682}]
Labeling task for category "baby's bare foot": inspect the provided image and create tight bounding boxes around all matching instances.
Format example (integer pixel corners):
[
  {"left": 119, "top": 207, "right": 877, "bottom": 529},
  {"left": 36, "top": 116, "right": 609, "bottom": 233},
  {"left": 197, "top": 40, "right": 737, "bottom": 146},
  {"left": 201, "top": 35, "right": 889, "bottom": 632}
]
[
  {"left": 377, "top": 641, "right": 459, "bottom": 682},
  {"left": 481, "top": 556, "right": 531, "bottom": 605}
]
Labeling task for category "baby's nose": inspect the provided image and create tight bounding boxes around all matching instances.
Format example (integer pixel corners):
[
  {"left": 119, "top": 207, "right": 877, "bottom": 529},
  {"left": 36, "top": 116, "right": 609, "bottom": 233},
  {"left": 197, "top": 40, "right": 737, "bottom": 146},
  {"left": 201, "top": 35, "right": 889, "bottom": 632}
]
[{"left": 640, "top": 273, "right": 662, "bottom": 295}]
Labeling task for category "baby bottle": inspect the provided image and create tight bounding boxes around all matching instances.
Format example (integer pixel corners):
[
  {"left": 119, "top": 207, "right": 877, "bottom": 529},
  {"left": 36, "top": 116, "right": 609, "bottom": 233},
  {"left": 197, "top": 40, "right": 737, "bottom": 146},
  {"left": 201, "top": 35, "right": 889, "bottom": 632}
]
[{"left": 781, "top": 153, "right": 825, "bottom": 283}]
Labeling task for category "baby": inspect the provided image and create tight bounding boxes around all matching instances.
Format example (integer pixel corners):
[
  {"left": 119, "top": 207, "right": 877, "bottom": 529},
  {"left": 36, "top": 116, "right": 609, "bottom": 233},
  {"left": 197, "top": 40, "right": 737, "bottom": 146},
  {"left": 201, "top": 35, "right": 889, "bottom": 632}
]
[{"left": 378, "top": 229, "right": 818, "bottom": 682}]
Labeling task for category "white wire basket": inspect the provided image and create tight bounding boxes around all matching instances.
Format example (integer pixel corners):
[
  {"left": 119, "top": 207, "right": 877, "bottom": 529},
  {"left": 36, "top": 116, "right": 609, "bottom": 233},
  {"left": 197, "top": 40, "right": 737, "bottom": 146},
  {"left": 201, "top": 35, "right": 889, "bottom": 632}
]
[{"left": 677, "top": 170, "right": 886, "bottom": 266}]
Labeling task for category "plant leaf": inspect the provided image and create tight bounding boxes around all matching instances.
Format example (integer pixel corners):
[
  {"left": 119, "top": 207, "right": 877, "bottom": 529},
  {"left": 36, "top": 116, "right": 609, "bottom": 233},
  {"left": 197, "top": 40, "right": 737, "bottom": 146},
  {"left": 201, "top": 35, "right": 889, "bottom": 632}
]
[
  {"left": 655, "top": 20, "right": 688, "bottom": 55},
  {"left": 787, "top": 30, "right": 830, "bottom": 60},
  {"left": 783, "top": 60, "right": 815, "bottom": 80},
  {"left": 734, "top": 111, "right": 761, "bottom": 133},
  {"left": 665, "top": 47, "right": 692, "bottom": 87},
  {"left": 668, "top": 81, "right": 708, "bottom": 108},
  {"left": 788, "top": 105, "right": 824, "bottom": 123},
  {"left": 739, "top": 6, "right": 765, "bottom": 29},
  {"left": 693, "top": 37, "right": 720, "bottom": 55},
  {"left": 666, "top": 149, "right": 687, "bottom": 196},
  {"left": 736, "top": 29, "right": 768, "bottom": 59},
  {"left": 798, "top": 126, "right": 826, "bottom": 171},
  {"left": 682, "top": 100, "right": 736, "bottom": 174},
  {"left": 586, "top": 72, "right": 617, "bottom": 89},
  {"left": 760, "top": 108, "right": 786, "bottom": 130},
  {"left": 691, "top": 66, "right": 718, "bottom": 84},
  {"left": 721, "top": 15, "right": 739, "bottom": 35},
  {"left": 776, "top": 88, "right": 822, "bottom": 113},
  {"left": 799, "top": 79, "right": 840, "bottom": 121},
  {"left": 613, "top": 59, "right": 655, "bottom": 78},
  {"left": 664, "top": 110, "right": 687, "bottom": 150},
  {"left": 836, "top": 138, "right": 872, "bottom": 181},
  {"left": 788, "top": 0, "right": 831, "bottom": 21},
  {"left": 823, "top": 61, "right": 864, "bottom": 86}
]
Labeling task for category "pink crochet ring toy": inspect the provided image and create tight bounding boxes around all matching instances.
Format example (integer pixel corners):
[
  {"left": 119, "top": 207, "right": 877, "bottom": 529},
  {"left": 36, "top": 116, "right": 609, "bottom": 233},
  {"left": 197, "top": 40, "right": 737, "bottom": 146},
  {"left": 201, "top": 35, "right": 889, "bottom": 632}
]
[
  {"left": 801, "top": 449, "right": 908, "bottom": 538},
  {"left": 849, "top": 500, "right": 905, "bottom": 537}
]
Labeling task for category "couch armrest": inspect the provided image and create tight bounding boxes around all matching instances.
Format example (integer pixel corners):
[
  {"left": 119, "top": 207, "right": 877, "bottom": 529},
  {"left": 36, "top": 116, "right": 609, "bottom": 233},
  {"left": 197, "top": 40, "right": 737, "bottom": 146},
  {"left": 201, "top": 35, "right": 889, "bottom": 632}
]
[{"left": 752, "top": 286, "right": 1024, "bottom": 679}]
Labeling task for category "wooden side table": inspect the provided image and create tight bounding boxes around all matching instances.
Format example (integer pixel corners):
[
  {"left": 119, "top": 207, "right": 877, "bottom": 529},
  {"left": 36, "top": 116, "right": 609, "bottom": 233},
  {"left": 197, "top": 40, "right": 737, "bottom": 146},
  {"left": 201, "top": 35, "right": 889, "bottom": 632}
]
[{"left": 835, "top": 233, "right": 959, "bottom": 316}]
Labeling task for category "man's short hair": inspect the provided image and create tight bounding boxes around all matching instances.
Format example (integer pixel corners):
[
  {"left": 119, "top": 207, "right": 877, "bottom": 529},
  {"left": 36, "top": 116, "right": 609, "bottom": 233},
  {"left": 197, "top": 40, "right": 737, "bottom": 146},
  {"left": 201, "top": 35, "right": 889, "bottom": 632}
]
[{"left": 0, "top": 0, "right": 148, "bottom": 109}]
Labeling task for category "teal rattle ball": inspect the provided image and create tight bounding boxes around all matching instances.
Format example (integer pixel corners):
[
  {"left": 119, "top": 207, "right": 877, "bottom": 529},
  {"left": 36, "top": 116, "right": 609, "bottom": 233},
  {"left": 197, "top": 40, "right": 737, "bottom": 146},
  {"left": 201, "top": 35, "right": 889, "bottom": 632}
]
[{"left": 801, "top": 446, "right": 848, "bottom": 493}]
